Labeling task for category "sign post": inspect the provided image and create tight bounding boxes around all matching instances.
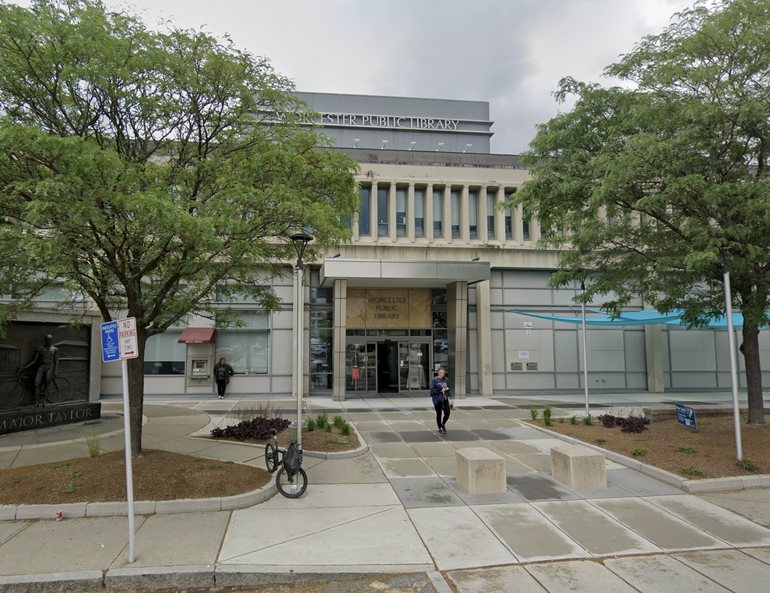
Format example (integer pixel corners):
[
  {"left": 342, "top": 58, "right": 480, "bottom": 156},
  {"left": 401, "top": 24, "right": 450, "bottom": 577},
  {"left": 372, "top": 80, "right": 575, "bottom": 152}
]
[{"left": 101, "top": 318, "right": 138, "bottom": 564}]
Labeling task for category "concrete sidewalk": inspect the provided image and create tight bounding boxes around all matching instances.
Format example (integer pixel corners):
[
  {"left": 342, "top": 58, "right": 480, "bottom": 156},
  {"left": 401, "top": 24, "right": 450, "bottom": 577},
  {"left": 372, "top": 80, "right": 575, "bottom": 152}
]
[{"left": 1, "top": 393, "right": 770, "bottom": 592}]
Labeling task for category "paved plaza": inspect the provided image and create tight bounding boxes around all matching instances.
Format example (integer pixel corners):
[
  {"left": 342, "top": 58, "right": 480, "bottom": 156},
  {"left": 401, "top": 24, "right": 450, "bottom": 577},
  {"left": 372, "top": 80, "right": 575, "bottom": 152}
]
[{"left": 1, "top": 390, "right": 770, "bottom": 591}]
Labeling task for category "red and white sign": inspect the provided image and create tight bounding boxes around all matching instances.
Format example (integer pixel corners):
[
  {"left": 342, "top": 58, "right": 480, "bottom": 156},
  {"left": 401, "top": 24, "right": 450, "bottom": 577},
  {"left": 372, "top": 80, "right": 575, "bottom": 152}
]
[{"left": 118, "top": 317, "right": 138, "bottom": 360}]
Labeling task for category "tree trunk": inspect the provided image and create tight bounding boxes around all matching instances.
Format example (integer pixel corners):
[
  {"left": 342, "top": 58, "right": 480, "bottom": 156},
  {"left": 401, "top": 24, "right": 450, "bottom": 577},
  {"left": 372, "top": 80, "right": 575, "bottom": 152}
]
[
  {"left": 741, "top": 323, "right": 765, "bottom": 424},
  {"left": 127, "top": 335, "right": 146, "bottom": 458}
]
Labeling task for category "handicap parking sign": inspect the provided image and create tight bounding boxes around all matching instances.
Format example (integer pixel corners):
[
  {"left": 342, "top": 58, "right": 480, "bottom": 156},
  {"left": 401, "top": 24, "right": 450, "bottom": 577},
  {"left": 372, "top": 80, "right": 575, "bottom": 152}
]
[
  {"left": 101, "top": 321, "right": 120, "bottom": 363},
  {"left": 676, "top": 404, "right": 697, "bottom": 429}
]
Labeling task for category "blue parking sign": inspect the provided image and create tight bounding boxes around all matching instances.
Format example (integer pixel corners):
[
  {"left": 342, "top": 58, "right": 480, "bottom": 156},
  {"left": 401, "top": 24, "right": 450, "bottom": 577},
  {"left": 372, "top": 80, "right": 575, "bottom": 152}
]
[
  {"left": 101, "top": 321, "right": 120, "bottom": 362},
  {"left": 676, "top": 403, "right": 697, "bottom": 429}
]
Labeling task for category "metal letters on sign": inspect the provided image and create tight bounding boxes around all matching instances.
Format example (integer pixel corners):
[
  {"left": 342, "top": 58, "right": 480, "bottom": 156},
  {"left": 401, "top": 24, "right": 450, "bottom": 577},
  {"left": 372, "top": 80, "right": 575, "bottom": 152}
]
[
  {"left": 118, "top": 318, "right": 138, "bottom": 360},
  {"left": 101, "top": 321, "right": 120, "bottom": 363},
  {"left": 676, "top": 404, "right": 697, "bottom": 429}
]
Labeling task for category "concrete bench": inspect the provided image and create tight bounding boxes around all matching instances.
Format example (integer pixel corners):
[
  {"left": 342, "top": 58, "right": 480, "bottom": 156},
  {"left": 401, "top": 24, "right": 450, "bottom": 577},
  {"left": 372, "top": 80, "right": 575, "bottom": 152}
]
[
  {"left": 551, "top": 444, "right": 606, "bottom": 490},
  {"left": 455, "top": 447, "right": 507, "bottom": 495}
]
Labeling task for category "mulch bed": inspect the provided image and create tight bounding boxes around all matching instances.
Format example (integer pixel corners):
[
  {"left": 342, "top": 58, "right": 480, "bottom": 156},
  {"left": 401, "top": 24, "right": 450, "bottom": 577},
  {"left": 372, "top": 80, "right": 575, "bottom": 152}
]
[
  {"left": 526, "top": 415, "right": 770, "bottom": 480},
  {"left": 0, "top": 449, "right": 270, "bottom": 505},
  {"left": 212, "top": 425, "right": 360, "bottom": 453}
]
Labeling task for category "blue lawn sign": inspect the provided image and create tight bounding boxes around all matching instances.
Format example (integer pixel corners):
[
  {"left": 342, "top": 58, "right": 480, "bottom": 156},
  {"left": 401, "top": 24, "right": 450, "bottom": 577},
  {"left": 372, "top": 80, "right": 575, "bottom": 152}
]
[
  {"left": 676, "top": 404, "right": 697, "bottom": 429},
  {"left": 101, "top": 321, "right": 120, "bottom": 363}
]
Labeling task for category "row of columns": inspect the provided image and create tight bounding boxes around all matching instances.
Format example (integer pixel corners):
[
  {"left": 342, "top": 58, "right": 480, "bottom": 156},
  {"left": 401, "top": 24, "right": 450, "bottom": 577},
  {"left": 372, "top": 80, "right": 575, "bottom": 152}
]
[{"left": 351, "top": 183, "right": 540, "bottom": 244}]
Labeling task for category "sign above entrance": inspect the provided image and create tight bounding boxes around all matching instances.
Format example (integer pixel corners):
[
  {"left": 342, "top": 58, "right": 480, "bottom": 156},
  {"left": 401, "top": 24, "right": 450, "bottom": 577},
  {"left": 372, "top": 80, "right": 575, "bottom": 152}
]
[{"left": 347, "top": 289, "right": 431, "bottom": 329}]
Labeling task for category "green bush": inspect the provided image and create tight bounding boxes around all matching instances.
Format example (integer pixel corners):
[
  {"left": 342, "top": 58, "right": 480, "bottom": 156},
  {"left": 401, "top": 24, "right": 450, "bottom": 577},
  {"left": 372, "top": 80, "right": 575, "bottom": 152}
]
[
  {"left": 558, "top": 417, "right": 566, "bottom": 424},
  {"left": 570, "top": 415, "right": 578, "bottom": 425},
  {"left": 583, "top": 415, "right": 593, "bottom": 426},
  {"left": 316, "top": 412, "right": 331, "bottom": 431},
  {"left": 530, "top": 404, "right": 539, "bottom": 420},
  {"left": 333, "top": 415, "right": 347, "bottom": 430},
  {"left": 543, "top": 406, "right": 553, "bottom": 426},
  {"left": 682, "top": 466, "right": 707, "bottom": 477},
  {"left": 738, "top": 458, "right": 759, "bottom": 472},
  {"left": 340, "top": 423, "right": 351, "bottom": 436},
  {"left": 306, "top": 417, "right": 317, "bottom": 432},
  {"left": 631, "top": 447, "right": 647, "bottom": 457}
]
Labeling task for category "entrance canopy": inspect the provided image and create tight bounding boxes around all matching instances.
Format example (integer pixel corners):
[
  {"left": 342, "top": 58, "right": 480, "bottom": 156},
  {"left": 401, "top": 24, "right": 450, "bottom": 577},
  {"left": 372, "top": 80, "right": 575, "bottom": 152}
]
[
  {"left": 177, "top": 327, "right": 216, "bottom": 344},
  {"left": 320, "top": 259, "right": 490, "bottom": 288},
  {"left": 493, "top": 307, "right": 746, "bottom": 329}
]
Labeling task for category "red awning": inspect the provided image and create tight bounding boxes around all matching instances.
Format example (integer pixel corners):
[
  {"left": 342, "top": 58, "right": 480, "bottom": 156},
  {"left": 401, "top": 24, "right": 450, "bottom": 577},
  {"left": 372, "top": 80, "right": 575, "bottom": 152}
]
[{"left": 177, "top": 327, "right": 216, "bottom": 344}]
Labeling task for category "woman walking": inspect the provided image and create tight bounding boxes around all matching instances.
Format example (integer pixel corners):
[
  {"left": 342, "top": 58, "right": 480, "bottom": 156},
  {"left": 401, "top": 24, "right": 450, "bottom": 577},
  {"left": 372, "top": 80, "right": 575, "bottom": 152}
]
[{"left": 430, "top": 367, "right": 453, "bottom": 435}]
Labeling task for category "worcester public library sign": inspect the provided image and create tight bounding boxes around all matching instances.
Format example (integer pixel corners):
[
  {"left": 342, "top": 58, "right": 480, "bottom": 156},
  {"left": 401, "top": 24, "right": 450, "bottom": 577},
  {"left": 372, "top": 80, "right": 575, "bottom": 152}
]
[{"left": 318, "top": 113, "right": 464, "bottom": 131}]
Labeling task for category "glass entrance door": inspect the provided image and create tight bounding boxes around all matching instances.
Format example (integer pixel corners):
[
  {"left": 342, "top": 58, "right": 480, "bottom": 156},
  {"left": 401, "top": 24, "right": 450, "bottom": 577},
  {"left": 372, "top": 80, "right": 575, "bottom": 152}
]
[
  {"left": 345, "top": 342, "right": 376, "bottom": 393},
  {"left": 346, "top": 338, "right": 431, "bottom": 394},
  {"left": 398, "top": 341, "right": 430, "bottom": 392}
]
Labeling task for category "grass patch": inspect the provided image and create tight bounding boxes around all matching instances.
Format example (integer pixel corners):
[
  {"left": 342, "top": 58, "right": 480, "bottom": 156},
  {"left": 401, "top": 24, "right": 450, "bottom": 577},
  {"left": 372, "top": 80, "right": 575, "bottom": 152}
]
[
  {"left": 630, "top": 447, "right": 647, "bottom": 457},
  {"left": 596, "top": 438, "right": 606, "bottom": 445},
  {"left": 678, "top": 447, "right": 696, "bottom": 454},
  {"left": 738, "top": 458, "right": 759, "bottom": 472},
  {"left": 682, "top": 466, "right": 707, "bottom": 478}
]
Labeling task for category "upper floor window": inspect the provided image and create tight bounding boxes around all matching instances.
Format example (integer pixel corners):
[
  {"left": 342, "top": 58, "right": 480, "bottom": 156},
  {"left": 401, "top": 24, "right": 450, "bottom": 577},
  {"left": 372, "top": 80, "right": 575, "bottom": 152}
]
[
  {"left": 359, "top": 188, "right": 371, "bottom": 236},
  {"left": 487, "top": 191, "right": 496, "bottom": 239},
  {"left": 377, "top": 187, "right": 389, "bottom": 237},
  {"left": 433, "top": 190, "right": 443, "bottom": 237},
  {"left": 415, "top": 189, "right": 425, "bottom": 237},
  {"left": 469, "top": 191, "right": 478, "bottom": 239},
  {"left": 450, "top": 190, "right": 461, "bottom": 238},
  {"left": 396, "top": 188, "right": 407, "bottom": 237}
]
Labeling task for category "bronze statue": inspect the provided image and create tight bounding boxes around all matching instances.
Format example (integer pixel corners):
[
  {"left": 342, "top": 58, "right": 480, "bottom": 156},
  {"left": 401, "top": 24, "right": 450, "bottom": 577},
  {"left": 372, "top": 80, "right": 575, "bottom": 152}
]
[{"left": 20, "top": 334, "right": 59, "bottom": 408}]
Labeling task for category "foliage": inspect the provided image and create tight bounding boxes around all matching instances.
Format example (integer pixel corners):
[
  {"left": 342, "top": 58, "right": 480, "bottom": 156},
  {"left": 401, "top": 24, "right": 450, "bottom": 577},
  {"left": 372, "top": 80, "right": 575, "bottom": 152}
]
[
  {"left": 570, "top": 416, "right": 578, "bottom": 425},
  {"left": 596, "top": 438, "right": 606, "bottom": 445},
  {"left": 83, "top": 430, "right": 101, "bottom": 457},
  {"left": 306, "top": 417, "right": 317, "bottom": 432},
  {"left": 210, "top": 417, "right": 291, "bottom": 441},
  {"left": 543, "top": 406, "right": 553, "bottom": 426},
  {"left": 682, "top": 466, "right": 707, "bottom": 478},
  {"left": 678, "top": 447, "right": 696, "bottom": 454},
  {"left": 64, "top": 484, "right": 75, "bottom": 494},
  {"left": 630, "top": 448, "right": 647, "bottom": 457},
  {"left": 508, "top": 0, "right": 770, "bottom": 424},
  {"left": 530, "top": 405, "right": 539, "bottom": 420},
  {"left": 583, "top": 415, "right": 593, "bottom": 426},
  {"left": 0, "top": 0, "right": 359, "bottom": 456},
  {"left": 558, "top": 417, "right": 566, "bottom": 424},
  {"left": 340, "top": 423, "right": 351, "bottom": 437},
  {"left": 737, "top": 458, "right": 759, "bottom": 472},
  {"left": 598, "top": 414, "right": 650, "bottom": 434}
]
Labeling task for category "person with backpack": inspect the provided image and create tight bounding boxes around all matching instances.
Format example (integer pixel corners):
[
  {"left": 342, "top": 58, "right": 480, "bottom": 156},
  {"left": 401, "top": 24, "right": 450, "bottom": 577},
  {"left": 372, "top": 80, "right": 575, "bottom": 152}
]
[{"left": 430, "top": 367, "right": 453, "bottom": 435}]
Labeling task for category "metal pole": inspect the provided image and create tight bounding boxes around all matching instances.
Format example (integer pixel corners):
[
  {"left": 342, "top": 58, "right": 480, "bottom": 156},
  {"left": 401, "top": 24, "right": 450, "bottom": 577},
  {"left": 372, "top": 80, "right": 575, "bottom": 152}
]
[
  {"left": 296, "top": 257, "right": 303, "bottom": 449},
  {"left": 581, "top": 282, "right": 590, "bottom": 418},
  {"left": 120, "top": 358, "right": 136, "bottom": 563},
  {"left": 723, "top": 267, "right": 743, "bottom": 461}
]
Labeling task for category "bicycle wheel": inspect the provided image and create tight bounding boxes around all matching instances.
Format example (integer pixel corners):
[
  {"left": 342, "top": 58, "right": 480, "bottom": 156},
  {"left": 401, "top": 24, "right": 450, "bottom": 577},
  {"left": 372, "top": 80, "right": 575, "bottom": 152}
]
[
  {"left": 0, "top": 379, "right": 26, "bottom": 410},
  {"left": 264, "top": 442, "right": 278, "bottom": 473},
  {"left": 276, "top": 466, "right": 308, "bottom": 498},
  {"left": 46, "top": 377, "right": 70, "bottom": 405}
]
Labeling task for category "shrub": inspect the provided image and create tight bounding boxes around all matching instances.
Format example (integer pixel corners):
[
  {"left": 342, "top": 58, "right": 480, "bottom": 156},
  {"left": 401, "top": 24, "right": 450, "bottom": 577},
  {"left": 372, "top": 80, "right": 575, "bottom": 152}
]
[
  {"left": 84, "top": 430, "right": 101, "bottom": 457},
  {"left": 738, "top": 458, "right": 759, "bottom": 472},
  {"left": 682, "top": 466, "right": 707, "bottom": 477},
  {"left": 600, "top": 414, "right": 617, "bottom": 428},
  {"left": 583, "top": 415, "right": 593, "bottom": 426},
  {"left": 631, "top": 447, "right": 647, "bottom": 457},
  {"left": 316, "top": 412, "right": 331, "bottom": 431},
  {"left": 570, "top": 415, "right": 578, "bottom": 425},
  {"left": 543, "top": 407, "right": 553, "bottom": 426},
  {"left": 340, "top": 423, "right": 351, "bottom": 436},
  {"left": 596, "top": 438, "right": 606, "bottom": 445},
  {"left": 210, "top": 416, "right": 291, "bottom": 441},
  {"left": 333, "top": 415, "right": 347, "bottom": 430},
  {"left": 530, "top": 405, "right": 539, "bottom": 420},
  {"left": 306, "top": 417, "right": 317, "bottom": 432},
  {"left": 597, "top": 414, "right": 650, "bottom": 433},
  {"left": 558, "top": 417, "right": 566, "bottom": 424}
]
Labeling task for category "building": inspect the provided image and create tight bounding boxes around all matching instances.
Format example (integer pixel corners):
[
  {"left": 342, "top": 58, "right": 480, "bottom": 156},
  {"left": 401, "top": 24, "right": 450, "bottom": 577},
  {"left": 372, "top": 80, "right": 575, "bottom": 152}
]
[{"left": 12, "top": 92, "right": 764, "bottom": 402}]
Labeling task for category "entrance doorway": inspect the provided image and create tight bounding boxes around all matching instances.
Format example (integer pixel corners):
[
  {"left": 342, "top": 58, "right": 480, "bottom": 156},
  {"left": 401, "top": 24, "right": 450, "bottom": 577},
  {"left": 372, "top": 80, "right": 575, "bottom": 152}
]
[{"left": 346, "top": 338, "right": 431, "bottom": 394}]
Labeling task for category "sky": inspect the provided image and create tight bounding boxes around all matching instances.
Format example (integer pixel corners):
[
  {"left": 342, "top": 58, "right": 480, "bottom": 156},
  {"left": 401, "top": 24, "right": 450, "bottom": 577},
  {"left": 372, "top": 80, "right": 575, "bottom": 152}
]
[{"left": 18, "top": 0, "right": 695, "bottom": 154}]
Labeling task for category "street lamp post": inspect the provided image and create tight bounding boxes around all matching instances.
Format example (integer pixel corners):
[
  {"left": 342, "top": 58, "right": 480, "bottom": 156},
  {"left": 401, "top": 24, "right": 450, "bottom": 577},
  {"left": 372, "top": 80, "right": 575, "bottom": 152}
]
[
  {"left": 291, "top": 232, "right": 313, "bottom": 450},
  {"left": 722, "top": 263, "right": 744, "bottom": 461},
  {"left": 580, "top": 280, "right": 590, "bottom": 418}
]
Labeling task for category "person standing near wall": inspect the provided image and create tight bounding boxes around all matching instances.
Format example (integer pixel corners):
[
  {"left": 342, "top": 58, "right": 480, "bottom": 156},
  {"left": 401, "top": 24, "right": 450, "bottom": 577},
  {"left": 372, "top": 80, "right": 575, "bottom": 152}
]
[
  {"left": 430, "top": 367, "right": 453, "bottom": 435},
  {"left": 216, "top": 358, "right": 235, "bottom": 399}
]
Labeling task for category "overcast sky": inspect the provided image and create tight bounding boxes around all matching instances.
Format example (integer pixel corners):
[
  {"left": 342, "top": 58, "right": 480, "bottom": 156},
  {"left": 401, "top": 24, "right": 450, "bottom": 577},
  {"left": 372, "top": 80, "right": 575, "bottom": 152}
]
[{"left": 20, "top": 0, "right": 695, "bottom": 153}]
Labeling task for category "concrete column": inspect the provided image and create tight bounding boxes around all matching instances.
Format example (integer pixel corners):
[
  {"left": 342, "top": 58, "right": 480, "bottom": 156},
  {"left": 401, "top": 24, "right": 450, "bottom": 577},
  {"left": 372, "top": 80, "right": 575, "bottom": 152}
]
[
  {"left": 645, "top": 324, "right": 665, "bottom": 393},
  {"left": 444, "top": 186, "right": 452, "bottom": 243},
  {"left": 333, "top": 279, "right": 347, "bottom": 401},
  {"left": 388, "top": 183, "right": 397, "bottom": 242},
  {"left": 407, "top": 183, "right": 415, "bottom": 242},
  {"left": 494, "top": 188, "right": 505, "bottom": 243},
  {"left": 478, "top": 187, "right": 488, "bottom": 243},
  {"left": 476, "top": 280, "right": 493, "bottom": 396},
  {"left": 425, "top": 183, "right": 434, "bottom": 242},
  {"left": 352, "top": 190, "right": 360, "bottom": 241},
  {"left": 461, "top": 185, "right": 470, "bottom": 243},
  {"left": 514, "top": 204, "right": 524, "bottom": 244},
  {"left": 529, "top": 216, "right": 540, "bottom": 242},
  {"left": 371, "top": 181, "right": 378, "bottom": 243},
  {"left": 447, "top": 281, "right": 468, "bottom": 399}
]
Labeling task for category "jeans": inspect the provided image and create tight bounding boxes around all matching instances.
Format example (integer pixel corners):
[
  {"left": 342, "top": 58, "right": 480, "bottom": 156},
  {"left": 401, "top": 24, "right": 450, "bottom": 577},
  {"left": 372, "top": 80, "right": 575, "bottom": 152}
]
[
  {"left": 217, "top": 379, "right": 227, "bottom": 397},
  {"left": 434, "top": 398, "right": 450, "bottom": 430}
]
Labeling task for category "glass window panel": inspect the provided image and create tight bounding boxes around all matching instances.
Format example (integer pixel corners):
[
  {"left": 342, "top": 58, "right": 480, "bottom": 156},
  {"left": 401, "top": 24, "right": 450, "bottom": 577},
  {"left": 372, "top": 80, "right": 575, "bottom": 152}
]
[
  {"left": 432, "top": 311, "right": 447, "bottom": 328},
  {"left": 433, "top": 190, "right": 443, "bottom": 236},
  {"left": 505, "top": 209, "right": 513, "bottom": 240},
  {"left": 238, "top": 310, "right": 270, "bottom": 328},
  {"left": 450, "top": 191, "right": 461, "bottom": 238},
  {"left": 487, "top": 192, "right": 496, "bottom": 238},
  {"left": 310, "top": 310, "right": 333, "bottom": 328},
  {"left": 414, "top": 189, "right": 425, "bottom": 237},
  {"left": 433, "top": 329, "right": 449, "bottom": 370},
  {"left": 144, "top": 329, "right": 186, "bottom": 375},
  {"left": 396, "top": 188, "right": 407, "bottom": 236},
  {"left": 377, "top": 188, "right": 389, "bottom": 236},
  {"left": 431, "top": 289, "right": 447, "bottom": 305},
  {"left": 522, "top": 205, "right": 530, "bottom": 240},
  {"left": 359, "top": 187, "right": 371, "bottom": 236},
  {"left": 216, "top": 329, "right": 270, "bottom": 374},
  {"left": 469, "top": 191, "right": 478, "bottom": 239},
  {"left": 310, "top": 328, "right": 332, "bottom": 373},
  {"left": 310, "top": 287, "right": 333, "bottom": 304}
]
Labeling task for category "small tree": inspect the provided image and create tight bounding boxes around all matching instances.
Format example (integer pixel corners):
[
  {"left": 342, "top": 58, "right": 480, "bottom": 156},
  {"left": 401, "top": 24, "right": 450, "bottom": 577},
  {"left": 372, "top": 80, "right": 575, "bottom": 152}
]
[
  {"left": 511, "top": 0, "right": 770, "bottom": 424},
  {"left": 0, "top": 0, "right": 359, "bottom": 455}
]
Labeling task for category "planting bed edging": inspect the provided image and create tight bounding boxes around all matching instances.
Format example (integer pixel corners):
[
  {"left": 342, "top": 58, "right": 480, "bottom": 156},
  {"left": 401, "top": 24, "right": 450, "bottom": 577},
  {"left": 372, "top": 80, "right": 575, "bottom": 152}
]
[{"left": 526, "top": 422, "right": 770, "bottom": 494}]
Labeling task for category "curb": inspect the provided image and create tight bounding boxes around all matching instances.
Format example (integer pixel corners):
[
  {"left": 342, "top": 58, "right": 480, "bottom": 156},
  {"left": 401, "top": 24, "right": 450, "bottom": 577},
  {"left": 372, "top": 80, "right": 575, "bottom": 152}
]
[
  {"left": 0, "top": 482, "right": 278, "bottom": 522},
  {"left": 0, "top": 570, "right": 104, "bottom": 593},
  {"left": 524, "top": 422, "right": 770, "bottom": 494},
  {"left": 104, "top": 565, "right": 214, "bottom": 591}
]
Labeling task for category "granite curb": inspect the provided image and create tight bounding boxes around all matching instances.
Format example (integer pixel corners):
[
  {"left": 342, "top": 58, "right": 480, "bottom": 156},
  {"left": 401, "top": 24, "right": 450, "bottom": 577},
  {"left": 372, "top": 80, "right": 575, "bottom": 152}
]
[
  {"left": 0, "top": 570, "right": 104, "bottom": 593},
  {"left": 0, "top": 482, "right": 278, "bottom": 521},
  {"left": 525, "top": 422, "right": 770, "bottom": 494},
  {"left": 104, "top": 565, "right": 214, "bottom": 590},
  {"left": 215, "top": 564, "right": 434, "bottom": 587}
]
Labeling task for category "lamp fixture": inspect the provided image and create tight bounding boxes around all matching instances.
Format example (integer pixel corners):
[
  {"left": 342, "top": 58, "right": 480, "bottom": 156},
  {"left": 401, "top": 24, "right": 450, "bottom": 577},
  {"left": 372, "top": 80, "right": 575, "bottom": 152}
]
[
  {"left": 329, "top": 253, "right": 341, "bottom": 259},
  {"left": 381, "top": 140, "right": 388, "bottom": 149},
  {"left": 353, "top": 138, "right": 360, "bottom": 148},
  {"left": 436, "top": 142, "right": 445, "bottom": 152},
  {"left": 463, "top": 144, "right": 473, "bottom": 153},
  {"left": 471, "top": 257, "right": 480, "bottom": 262},
  {"left": 409, "top": 141, "right": 417, "bottom": 151}
]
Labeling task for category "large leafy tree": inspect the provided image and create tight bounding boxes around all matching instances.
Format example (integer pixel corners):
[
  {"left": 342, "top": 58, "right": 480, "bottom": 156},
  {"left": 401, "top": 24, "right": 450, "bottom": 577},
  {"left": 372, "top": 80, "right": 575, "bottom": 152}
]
[
  {"left": 511, "top": 0, "right": 770, "bottom": 424},
  {"left": 0, "top": 0, "right": 359, "bottom": 455}
]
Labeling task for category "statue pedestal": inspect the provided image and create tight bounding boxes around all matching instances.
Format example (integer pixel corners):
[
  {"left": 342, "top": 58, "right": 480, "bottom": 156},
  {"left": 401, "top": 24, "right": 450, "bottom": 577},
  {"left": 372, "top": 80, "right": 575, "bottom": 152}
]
[{"left": 0, "top": 402, "right": 101, "bottom": 435}]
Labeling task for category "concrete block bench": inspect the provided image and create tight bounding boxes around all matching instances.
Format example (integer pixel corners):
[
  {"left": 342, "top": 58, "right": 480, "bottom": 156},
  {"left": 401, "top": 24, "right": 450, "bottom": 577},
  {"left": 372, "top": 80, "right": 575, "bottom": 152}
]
[
  {"left": 551, "top": 444, "right": 606, "bottom": 490},
  {"left": 455, "top": 447, "right": 507, "bottom": 495}
]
